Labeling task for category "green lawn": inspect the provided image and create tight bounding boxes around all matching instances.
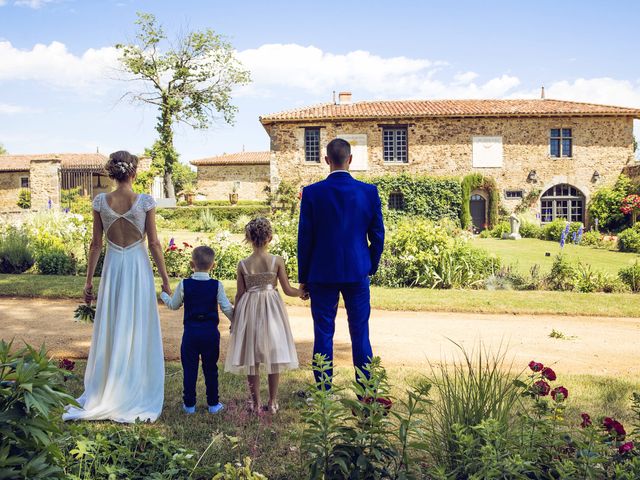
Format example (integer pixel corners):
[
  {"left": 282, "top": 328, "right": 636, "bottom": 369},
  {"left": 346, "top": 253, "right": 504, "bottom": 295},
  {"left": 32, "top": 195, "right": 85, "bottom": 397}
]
[
  {"left": 61, "top": 360, "right": 640, "bottom": 479},
  {"left": 4, "top": 273, "right": 640, "bottom": 317},
  {"left": 472, "top": 237, "right": 640, "bottom": 275}
]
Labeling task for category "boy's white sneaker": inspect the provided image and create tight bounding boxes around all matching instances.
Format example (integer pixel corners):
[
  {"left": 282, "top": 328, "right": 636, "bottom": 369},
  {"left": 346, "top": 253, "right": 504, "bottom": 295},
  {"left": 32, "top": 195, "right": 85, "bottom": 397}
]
[
  {"left": 208, "top": 402, "right": 224, "bottom": 414},
  {"left": 183, "top": 404, "right": 196, "bottom": 414}
]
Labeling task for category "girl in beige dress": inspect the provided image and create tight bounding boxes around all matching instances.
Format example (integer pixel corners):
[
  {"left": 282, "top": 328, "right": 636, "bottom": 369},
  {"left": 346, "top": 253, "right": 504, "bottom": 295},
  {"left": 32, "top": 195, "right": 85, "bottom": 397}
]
[{"left": 225, "top": 217, "right": 303, "bottom": 413}]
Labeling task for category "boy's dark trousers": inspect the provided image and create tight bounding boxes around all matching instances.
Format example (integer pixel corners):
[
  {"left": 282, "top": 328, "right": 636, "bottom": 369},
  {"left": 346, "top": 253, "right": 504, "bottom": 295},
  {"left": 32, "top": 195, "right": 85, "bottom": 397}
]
[{"left": 181, "top": 322, "right": 220, "bottom": 407}]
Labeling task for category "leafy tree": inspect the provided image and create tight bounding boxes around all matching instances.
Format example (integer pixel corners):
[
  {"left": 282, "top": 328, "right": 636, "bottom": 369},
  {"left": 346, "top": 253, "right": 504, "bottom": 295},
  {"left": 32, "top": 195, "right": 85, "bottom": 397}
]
[
  {"left": 172, "top": 161, "right": 197, "bottom": 194},
  {"left": 0, "top": 143, "right": 7, "bottom": 155},
  {"left": 588, "top": 174, "right": 634, "bottom": 231},
  {"left": 116, "top": 12, "right": 250, "bottom": 198}
]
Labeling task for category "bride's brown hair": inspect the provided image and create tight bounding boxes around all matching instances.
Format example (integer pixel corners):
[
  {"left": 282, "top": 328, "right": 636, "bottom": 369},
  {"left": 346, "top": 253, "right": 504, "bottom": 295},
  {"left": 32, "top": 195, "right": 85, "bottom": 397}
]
[
  {"left": 245, "top": 217, "right": 272, "bottom": 248},
  {"left": 105, "top": 151, "right": 138, "bottom": 182}
]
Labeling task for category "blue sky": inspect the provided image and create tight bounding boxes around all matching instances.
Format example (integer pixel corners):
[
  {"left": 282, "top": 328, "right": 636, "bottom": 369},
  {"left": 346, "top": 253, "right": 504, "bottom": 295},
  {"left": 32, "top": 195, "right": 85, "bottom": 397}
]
[{"left": 1, "top": 0, "right": 639, "bottom": 163}]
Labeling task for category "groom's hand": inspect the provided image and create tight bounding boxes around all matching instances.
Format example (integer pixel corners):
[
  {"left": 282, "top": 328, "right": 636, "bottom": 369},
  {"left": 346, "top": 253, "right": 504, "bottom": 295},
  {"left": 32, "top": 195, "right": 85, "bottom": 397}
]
[{"left": 299, "top": 283, "right": 310, "bottom": 301}]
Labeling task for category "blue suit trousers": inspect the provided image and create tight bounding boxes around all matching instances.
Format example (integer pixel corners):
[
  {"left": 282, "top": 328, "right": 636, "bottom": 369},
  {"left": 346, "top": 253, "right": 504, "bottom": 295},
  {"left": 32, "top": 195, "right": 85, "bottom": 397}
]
[{"left": 309, "top": 279, "right": 373, "bottom": 383}]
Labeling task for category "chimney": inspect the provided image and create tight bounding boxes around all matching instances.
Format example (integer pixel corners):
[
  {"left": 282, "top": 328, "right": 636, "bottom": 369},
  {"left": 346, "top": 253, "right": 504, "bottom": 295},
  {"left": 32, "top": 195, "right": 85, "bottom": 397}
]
[
  {"left": 541, "top": 86, "right": 545, "bottom": 99},
  {"left": 338, "top": 91, "right": 352, "bottom": 105}
]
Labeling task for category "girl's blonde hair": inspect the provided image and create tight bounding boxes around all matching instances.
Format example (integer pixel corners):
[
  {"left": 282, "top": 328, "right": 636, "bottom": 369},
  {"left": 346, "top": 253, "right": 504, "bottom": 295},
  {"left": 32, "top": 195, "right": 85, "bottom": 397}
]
[{"left": 245, "top": 217, "right": 272, "bottom": 248}]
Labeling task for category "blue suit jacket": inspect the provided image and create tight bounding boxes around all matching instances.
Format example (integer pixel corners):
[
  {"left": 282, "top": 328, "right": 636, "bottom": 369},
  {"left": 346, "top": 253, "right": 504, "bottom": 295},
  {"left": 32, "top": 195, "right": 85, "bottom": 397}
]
[{"left": 297, "top": 172, "right": 385, "bottom": 284}]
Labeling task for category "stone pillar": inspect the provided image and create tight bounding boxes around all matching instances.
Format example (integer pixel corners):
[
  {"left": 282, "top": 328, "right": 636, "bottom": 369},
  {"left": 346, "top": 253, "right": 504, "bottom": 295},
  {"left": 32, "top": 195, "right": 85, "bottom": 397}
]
[{"left": 29, "top": 158, "right": 61, "bottom": 210}]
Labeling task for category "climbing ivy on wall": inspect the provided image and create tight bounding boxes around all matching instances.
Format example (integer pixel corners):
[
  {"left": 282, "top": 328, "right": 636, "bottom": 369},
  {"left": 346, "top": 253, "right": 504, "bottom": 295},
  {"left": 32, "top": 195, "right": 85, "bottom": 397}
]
[
  {"left": 364, "top": 173, "right": 463, "bottom": 222},
  {"left": 460, "top": 173, "right": 500, "bottom": 229}
]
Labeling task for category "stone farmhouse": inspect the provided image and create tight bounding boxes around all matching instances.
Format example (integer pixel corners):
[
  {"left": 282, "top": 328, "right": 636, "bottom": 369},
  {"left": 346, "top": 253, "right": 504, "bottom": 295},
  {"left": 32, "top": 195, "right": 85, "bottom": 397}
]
[
  {"left": 0, "top": 153, "right": 151, "bottom": 212},
  {"left": 256, "top": 93, "right": 640, "bottom": 228},
  {"left": 190, "top": 151, "right": 270, "bottom": 201}
]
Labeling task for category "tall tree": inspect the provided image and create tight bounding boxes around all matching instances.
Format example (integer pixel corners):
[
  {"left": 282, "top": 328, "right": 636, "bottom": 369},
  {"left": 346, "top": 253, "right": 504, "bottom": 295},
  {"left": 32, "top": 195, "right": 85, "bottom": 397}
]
[
  {"left": 116, "top": 12, "right": 250, "bottom": 198},
  {"left": 0, "top": 143, "right": 7, "bottom": 155}
]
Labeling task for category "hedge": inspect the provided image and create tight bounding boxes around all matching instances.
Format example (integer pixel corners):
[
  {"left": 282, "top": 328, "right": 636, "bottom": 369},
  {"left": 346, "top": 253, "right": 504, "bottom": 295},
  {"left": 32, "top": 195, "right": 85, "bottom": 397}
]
[
  {"left": 176, "top": 200, "right": 268, "bottom": 207},
  {"left": 365, "top": 173, "right": 462, "bottom": 222},
  {"left": 157, "top": 205, "right": 270, "bottom": 229}
]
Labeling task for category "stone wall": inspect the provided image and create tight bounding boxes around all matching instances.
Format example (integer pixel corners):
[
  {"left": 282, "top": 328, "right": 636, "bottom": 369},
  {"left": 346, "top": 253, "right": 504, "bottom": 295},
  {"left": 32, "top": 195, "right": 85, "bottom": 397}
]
[
  {"left": 30, "top": 158, "right": 61, "bottom": 210},
  {"left": 269, "top": 116, "right": 636, "bottom": 220},
  {"left": 0, "top": 171, "right": 29, "bottom": 212},
  {"left": 196, "top": 164, "right": 270, "bottom": 201}
]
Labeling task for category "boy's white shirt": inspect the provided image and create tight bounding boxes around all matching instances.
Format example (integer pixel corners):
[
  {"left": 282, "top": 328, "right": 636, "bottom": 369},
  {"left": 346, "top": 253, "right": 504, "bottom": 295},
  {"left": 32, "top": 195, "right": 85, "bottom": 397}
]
[{"left": 160, "top": 272, "right": 234, "bottom": 321}]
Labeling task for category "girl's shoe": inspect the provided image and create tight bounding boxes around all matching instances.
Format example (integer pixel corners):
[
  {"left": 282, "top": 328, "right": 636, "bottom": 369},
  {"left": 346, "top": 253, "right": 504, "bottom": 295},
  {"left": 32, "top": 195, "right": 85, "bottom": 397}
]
[
  {"left": 207, "top": 403, "right": 224, "bottom": 414},
  {"left": 182, "top": 404, "right": 196, "bottom": 414},
  {"left": 266, "top": 403, "right": 279, "bottom": 414}
]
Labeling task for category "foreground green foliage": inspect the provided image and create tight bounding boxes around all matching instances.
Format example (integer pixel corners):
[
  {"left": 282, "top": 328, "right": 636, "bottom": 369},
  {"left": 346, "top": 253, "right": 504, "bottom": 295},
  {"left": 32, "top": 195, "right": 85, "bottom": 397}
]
[{"left": 0, "top": 340, "right": 76, "bottom": 479}]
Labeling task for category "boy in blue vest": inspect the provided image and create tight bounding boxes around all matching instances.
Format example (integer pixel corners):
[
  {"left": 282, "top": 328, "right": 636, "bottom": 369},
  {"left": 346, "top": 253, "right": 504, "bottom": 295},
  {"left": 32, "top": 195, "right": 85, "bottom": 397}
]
[{"left": 161, "top": 246, "right": 234, "bottom": 414}]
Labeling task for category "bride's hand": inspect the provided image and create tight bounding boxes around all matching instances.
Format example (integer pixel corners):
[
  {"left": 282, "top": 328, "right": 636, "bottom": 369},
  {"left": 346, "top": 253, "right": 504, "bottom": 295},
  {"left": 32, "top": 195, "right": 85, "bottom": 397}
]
[
  {"left": 161, "top": 281, "right": 172, "bottom": 296},
  {"left": 83, "top": 283, "right": 94, "bottom": 305}
]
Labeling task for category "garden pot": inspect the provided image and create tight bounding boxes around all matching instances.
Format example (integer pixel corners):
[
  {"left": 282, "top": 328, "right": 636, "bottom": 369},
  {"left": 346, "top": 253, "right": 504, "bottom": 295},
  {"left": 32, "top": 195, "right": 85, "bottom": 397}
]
[
  {"left": 229, "top": 193, "right": 239, "bottom": 205},
  {"left": 185, "top": 193, "right": 195, "bottom": 205}
]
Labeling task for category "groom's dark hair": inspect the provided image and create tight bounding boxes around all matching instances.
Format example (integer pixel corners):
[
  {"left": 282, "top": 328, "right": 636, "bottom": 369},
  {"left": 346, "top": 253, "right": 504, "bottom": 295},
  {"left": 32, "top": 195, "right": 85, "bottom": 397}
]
[
  {"left": 192, "top": 246, "right": 215, "bottom": 270},
  {"left": 326, "top": 138, "right": 351, "bottom": 166}
]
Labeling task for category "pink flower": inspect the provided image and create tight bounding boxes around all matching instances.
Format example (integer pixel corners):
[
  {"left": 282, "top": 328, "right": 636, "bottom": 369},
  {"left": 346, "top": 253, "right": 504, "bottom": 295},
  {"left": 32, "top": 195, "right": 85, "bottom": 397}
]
[
  {"left": 534, "top": 380, "right": 551, "bottom": 396},
  {"left": 603, "top": 417, "right": 626, "bottom": 439},
  {"left": 541, "top": 367, "right": 557, "bottom": 381},
  {"left": 529, "top": 361, "right": 544, "bottom": 372},
  {"left": 619, "top": 442, "right": 634, "bottom": 455},
  {"left": 551, "top": 386, "right": 568, "bottom": 401},
  {"left": 58, "top": 358, "right": 75, "bottom": 371},
  {"left": 580, "top": 413, "right": 592, "bottom": 428}
]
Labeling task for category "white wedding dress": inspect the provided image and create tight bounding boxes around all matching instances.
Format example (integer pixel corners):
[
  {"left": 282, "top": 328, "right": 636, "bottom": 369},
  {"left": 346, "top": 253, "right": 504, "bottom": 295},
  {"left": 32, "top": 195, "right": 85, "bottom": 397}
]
[{"left": 63, "top": 193, "right": 165, "bottom": 423}]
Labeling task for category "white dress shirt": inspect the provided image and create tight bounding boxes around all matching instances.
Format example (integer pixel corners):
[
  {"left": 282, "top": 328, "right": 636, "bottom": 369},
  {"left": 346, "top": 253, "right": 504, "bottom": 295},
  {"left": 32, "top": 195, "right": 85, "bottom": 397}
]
[
  {"left": 328, "top": 169, "right": 351, "bottom": 177},
  {"left": 160, "top": 272, "right": 234, "bottom": 321}
]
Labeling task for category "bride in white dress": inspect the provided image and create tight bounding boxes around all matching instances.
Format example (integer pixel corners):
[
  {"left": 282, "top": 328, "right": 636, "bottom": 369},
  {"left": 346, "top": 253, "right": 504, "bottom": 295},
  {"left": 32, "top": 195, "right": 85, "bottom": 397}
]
[{"left": 63, "top": 151, "right": 171, "bottom": 423}]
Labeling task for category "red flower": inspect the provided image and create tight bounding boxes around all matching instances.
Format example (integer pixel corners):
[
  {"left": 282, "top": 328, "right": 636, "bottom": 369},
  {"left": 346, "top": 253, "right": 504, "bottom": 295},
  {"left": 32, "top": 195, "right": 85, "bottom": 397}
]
[
  {"left": 534, "top": 380, "right": 551, "bottom": 396},
  {"left": 183, "top": 242, "right": 192, "bottom": 248},
  {"left": 603, "top": 417, "right": 626, "bottom": 439},
  {"left": 619, "top": 442, "right": 634, "bottom": 455},
  {"left": 169, "top": 245, "right": 178, "bottom": 251},
  {"left": 362, "top": 396, "right": 393, "bottom": 414},
  {"left": 58, "top": 358, "right": 75, "bottom": 371},
  {"left": 551, "top": 386, "right": 568, "bottom": 401},
  {"left": 580, "top": 413, "right": 592, "bottom": 428},
  {"left": 528, "top": 361, "right": 544, "bottom": 372},
  {"left": 541, "top": 367, "right": 556, "bottom": 381}
]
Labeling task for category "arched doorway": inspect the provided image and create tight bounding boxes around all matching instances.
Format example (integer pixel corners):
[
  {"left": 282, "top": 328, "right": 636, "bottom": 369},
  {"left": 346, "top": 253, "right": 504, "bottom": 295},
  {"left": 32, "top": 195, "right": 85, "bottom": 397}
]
[
  {"left": 540, "top": 184, "right": 585, "bottom": 223},
  {"left": 470, "top": 193, "right": 487, "bottom": 232}
]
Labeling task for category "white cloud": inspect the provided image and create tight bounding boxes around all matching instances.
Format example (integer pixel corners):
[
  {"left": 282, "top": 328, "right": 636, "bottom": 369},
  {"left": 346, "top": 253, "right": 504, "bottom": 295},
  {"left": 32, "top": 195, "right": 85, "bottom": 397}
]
[
  {"left": 513, "top": 77, "right": 640, "bottom": 108},
  {"left": 236, "top": 43, "right": 519, "bottom": 100},
  {"left": 0, "top": 41, "right": 121, "bottom": 90},
  {"left": 0, "top": 102, "right": 36, "bottom": 114},
  {"left": 0, "top": 0, "right": 7, "bottom": 6},
  {"left": 14, "top": 0, "right": 56, "bottom": 8}
]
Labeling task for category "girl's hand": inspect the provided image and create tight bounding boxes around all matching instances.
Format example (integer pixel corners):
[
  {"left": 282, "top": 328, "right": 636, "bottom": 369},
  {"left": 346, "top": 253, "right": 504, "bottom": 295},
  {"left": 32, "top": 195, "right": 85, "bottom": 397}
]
[
  {"left": 161, "top": 281, "right": 172, "bottom": 296},
  {"left": 83, "top": 283, "right": 94, "bottom": 305}
]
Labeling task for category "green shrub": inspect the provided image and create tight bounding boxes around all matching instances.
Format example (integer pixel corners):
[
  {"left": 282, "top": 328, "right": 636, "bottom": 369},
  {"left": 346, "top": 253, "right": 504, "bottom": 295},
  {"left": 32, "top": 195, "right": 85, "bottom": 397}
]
[
  {"left": 210, "top": 234, "right": 252, "bottom": 280},
  {"left": 588, "top": 174, "right": 634, "bottom": 232},
  {"left": 519, "top": 220, "right": 542, "bottom": 239},
  {"left": 196, "top": 208, "right": 221, "bottom": 233},
  {"left": 0, "top": 340, "right": 77, "bottom": 480},
  {"left": 619, "top": 261, "right": 640, "bottom": 292},
  {"left": 17, "top": 188, "right": 31, "bottom": 209},
  {"left": 423, "top": 343, "right": 523, "bottom": 473},
  {"left": 157, "top": 205, "right": 269, "bottom": 230},
  {"left": 580, "top": 229, "right": 606, "bottom": 248},
  {"left": 178, "top": 199, "right": 267, "bottom": 207},
  {"left": 212, "top": 458, "right": 267, "bottom": 479},
  {"left": 37, "top": 248, "right": 78, "bottom": 275},
  {"left": 302, "top": 355, "right": 432, "bottom": 479},
  {"left": 483, "top": 266, "right": 527, "bottom": 291},
  {"left": 0, "top": 229, "right": 35, "bottom": 273},
  {"left": 618, "top": 226, "right": 640, "bottom": 253},
  {"left": 368, "top": 173, "right": 462, "bottom": 223},
  {"left": 60, "top": 423, "right": 199, "bottom": 479},
  {"left": 546, "top": 254, "right": 576, "bottom": 291},
  {"left": 270, "top": 213, "right": 299, "bottom": 280},
  {"left": 488, "top": 220, "right": 510, "bottom": 238},
  {"left": 541, "top": 219, "right": 583, "bottom": 242},
  {"left": 372, "top": 219, "right": 499, "bottom": 288}
]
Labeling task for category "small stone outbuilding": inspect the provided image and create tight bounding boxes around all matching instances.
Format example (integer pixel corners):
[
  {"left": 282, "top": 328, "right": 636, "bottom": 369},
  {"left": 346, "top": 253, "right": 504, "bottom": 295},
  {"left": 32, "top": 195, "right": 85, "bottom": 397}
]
[{"left": 191, "top": 151, "right": 271, "bottom": 201}]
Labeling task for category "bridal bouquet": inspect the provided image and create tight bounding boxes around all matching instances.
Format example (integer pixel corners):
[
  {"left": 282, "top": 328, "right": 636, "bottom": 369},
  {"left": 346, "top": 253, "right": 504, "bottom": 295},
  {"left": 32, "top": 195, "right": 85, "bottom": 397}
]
[{"left": 74, "top": 304, "right": 96, "bottom": 323}]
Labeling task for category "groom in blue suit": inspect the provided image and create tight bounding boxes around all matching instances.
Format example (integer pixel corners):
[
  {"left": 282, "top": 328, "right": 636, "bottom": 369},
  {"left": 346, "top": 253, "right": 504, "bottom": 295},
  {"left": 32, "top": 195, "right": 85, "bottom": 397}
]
[{"left": 298, "top": 138, "right": 385, "bottom": 383}]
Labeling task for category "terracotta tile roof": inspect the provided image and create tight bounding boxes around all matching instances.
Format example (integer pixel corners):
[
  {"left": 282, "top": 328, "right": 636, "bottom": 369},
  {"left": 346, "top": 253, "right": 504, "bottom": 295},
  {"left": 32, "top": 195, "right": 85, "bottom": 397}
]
[
  {"left": 260, "top": 99, "right": 640, "bottom": 123},
  {"left": 0, "top": 153, "right": 108, "bottom": 172},
  {"left": 190, "top": 151, "right": 271, "bottom": 166}
]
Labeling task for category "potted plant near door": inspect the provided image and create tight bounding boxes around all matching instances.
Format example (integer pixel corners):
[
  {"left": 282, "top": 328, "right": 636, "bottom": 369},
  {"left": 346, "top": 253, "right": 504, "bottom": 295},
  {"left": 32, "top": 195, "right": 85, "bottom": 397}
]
[
  {"left": 229, "top": 181, "right": 240, "bottom": 205},
  {"left": 177, "top": 184, "right": 200, "bottom": 206}
]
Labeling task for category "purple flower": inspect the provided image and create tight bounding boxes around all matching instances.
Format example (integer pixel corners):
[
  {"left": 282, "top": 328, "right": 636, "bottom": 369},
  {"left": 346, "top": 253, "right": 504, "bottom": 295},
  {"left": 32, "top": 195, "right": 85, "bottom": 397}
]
[
  {"left": 572, "top": 232, "right": 577, "bottom": 243},
  {"left": 619, "top": 442, "right": 634, "bottom": 455},
  {"left": 580, "top": 413, "right": 592, "bottom": 428},
  {"left": 576, "top": 225, "right": 584, "bottom": 244},
  {"left": 528, "top": 361, "right": 544, "bottom": 372},
  {"left": 48, "top": 198, "right": 52, "bottom": 209},
  {"left": 169, "top": 238, "right": 175, "bottom": 247},
  {"left": 551, "top": 386, "right": 568, "bottom": 401},
  {"left": 560, "top": 230, "right": 566, "bottom": 248}
]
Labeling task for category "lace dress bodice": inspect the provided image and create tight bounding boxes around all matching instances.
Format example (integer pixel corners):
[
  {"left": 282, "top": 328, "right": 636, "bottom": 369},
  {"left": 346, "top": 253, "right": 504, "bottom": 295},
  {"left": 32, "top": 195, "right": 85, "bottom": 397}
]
[
  {"left": 240, "top": 256, "right": 278, "bottom": 291},
  {"left": 93, "top": 193, "right": 156, "bottom": 238}
]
